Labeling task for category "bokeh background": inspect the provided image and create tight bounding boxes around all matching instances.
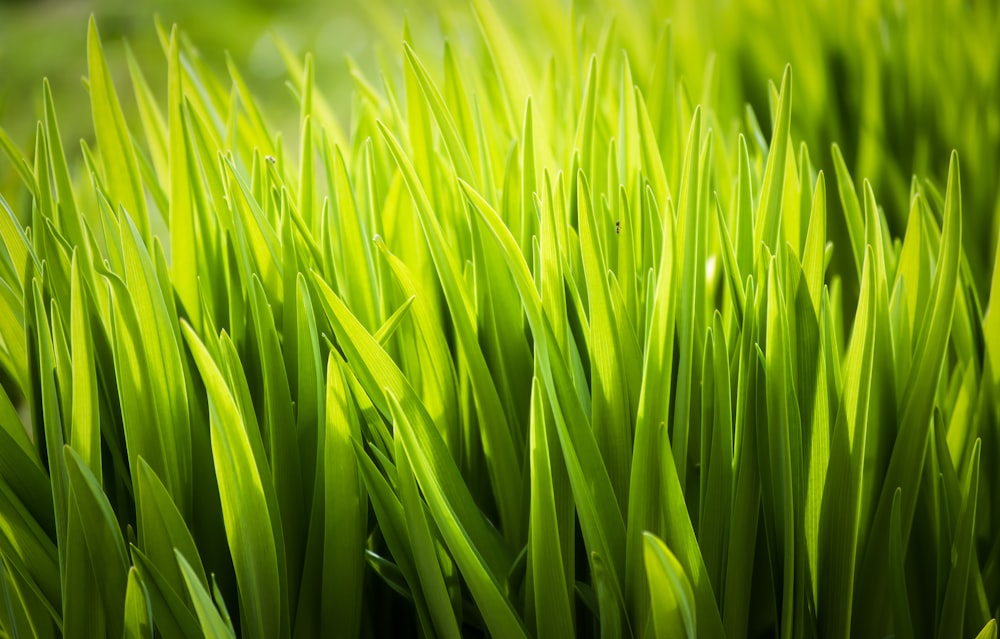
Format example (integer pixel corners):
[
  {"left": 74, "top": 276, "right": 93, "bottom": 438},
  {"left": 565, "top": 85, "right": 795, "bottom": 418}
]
[{"left": 2, "top": 0, "right": 999, "bottom": 294}]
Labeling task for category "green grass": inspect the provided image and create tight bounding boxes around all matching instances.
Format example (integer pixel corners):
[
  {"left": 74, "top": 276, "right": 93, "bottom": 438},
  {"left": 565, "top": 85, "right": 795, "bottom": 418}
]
[{"left": 0, "top": 1, "right": 999, "bottom": 637}]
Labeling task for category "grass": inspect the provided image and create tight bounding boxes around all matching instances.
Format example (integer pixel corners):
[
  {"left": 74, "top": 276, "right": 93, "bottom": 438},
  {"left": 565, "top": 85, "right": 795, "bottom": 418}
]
[{"left": 0, "top": 0, "right": 999, "bottom": 637}]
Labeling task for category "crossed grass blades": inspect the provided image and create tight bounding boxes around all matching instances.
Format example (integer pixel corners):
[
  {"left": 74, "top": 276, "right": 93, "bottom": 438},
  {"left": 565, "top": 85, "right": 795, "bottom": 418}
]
[{"left": 1, "top": 1, "right": 999, "bottom": 637}]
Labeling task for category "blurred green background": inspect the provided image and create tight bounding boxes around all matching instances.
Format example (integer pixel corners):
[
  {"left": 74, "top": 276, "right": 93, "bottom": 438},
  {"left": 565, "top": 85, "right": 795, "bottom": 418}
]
[
  {"left": 2, "top": 0, "right": 999, "bottom": 294},
  {"left": 0, "top": 0, "right": 377, "bottom": 148}
]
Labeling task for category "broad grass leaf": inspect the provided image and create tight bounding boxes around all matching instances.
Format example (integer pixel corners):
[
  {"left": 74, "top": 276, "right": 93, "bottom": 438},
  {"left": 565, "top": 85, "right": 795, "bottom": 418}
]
[
  {"left": 62, "top": 490, "right": 105, "bottom": 639},
  {"left": 976, "top": 620, "right": 998, "bottom": 639},
  {"left": 644, "top": 533, "right": 696, "bottom": 639},
  {"left": 0, "top": 478, "right": 61, "bottom": 627},
  {"left": 722, "top": 277, "right": 762, "bottom": 639},
  {"left": 68, "top": 253, "right": 100, "bottom": 482},
  {"left": 180, "top": 322, "right": 286, "bottom": 639},
  {"left": 247, "top": 277, "right": 304, "bottom": 615},
  {"left": 320, "top": 356, "right": 368, "bottom": 638},
  {"left": 63, "top": 446, "right": 128, "bottom": 637},
  {"left": 124, "top": 568, "right": 153, "bottom": 639},
  {"left": 527, "top": 379, "right": 574, "bottom": 638},
  {"left": 393, "top": 426, "right": 462, "bottom": 639},
  {"left": 135, "top": 458, "right": 207, "bottom": 606},
  {"left": 578, "top": 170, "right": 632, "bottom": 507},
  {"left": 130, "top": 545, "right": 200, "bottom": 639}
]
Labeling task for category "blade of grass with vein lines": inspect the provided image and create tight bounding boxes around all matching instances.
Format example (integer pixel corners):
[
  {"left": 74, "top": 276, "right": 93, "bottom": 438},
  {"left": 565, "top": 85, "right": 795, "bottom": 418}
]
[
  {"left": 181, "top": 322, "right": 287, "bottom": 639},
  {"left": 319, "top": 355, "right": 368, "bottom": 639},
  {"left": 527, "top": 377, "right": 574, "bottom": 638}
]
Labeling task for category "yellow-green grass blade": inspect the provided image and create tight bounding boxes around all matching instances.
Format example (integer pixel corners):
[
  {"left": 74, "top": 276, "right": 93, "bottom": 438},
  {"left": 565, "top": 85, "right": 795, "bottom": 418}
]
[
  {"left": 0, "top": 390, "right": 53, "bottom": 534},
  {"left": 87, "top": 18, "right": 151, "bottom": 243},
  {"left": 802, "top": 172, "right": 827, "bottom": 314},
  {"left": 578, "top": 170, "right": 632, "bottom": 507},
  {"left": 644, "top": 533, "right": 696, "bottom": 639},
  {"left": 393, "top": 424, "right": 462, "bottom": 639},
  {"left": 123, "top": 43, "right": 168, "bottom": 190},
  {"left": 129, "top": 546, "right": 201, "bottom": 639},
  {"left": 0, "top": 193, "right": 37, "bottom": 297},
  {"left": 672, "top": 107, "right": 706, "bottom": 494},
  {"left": 818, "top": 248, "right": 877, "bottom": 639},
  {"left": 854, "top": 152, "right": 963, "bottom": 634},
  {"left": 68, "top": 253, "right": 100, "bottom": 483},
  {"left": 123, "top": 567, "right": 153, "bottom": 639},
  {"left": 135, "top": 458, "right": 207, "bottom": 611},
  {"left": 0, "top": 478, "right": 61, "bottom": 628},
  {"left": 181, "top": 322, "right": 287, "bottom": 639},
  {"left": 722, "top": 276, "right": 762, "bottom": 639},
  {"left": 402, "top": 43, "right": 477, "bottom": 187},
  {"left": 377, "top": 121, "right": 523, "bottom": 541},
  {"left": 63, "top": 446, "right": 128, "bottom": 638},
  {"left": 353, "top": 433, "right": 438, "bottom": 636},
  {"left": 374, "top": 238, "right": 460, "bottom": 447},
  {"left": 62, "top": 487, "right": 105, "bottom": 639},
  {"left": 626, "top": 199, "right": 676, "bottom": 629},
  {"left": 460, "top": 179, "right": 629, "bottom": 614},
  {"left": 28, "top": 280, "right": 70, "bottom": 586},
  {"left": 319, "top": 356, "right": 368, "bottom": 638},
  {"left": 888, "top": 489, "right": 914, "bottom": 639},
  {"left": 831, "top": 143, "right": 865, "bottom": 281},
  {"left": 754, "top": 66, "right": 792, "bottom": 256},
  {"left": 471, "top": 0, "right": 530, "bottom": 135},
  {"left": 527, "top": 379, "right": 574, "bottom": 638},
  {"left": 165, "top": 27, "right": 200, "bottom": 327},
  {"left": 247, "top": 277, "right": 304, "bottom": 616},
  {"left": 40, "top": 79, "right": 82, "bottom": 249},
  {"left": 388, "top": 392, "right": 528, "bottom": 637},
  {"left": 935, "top": 440, "right": 981, "bottom": 639},
  {"left": 176, "top": 552, "right": 234, "bottom": 639},
  {"left": 109, "top": 212, "right": 192, "bottom": 518},
  {"left": 310, "top": 274, "right": 513, "bottom": 576},
  {"left": 698, "top": 313, "right": 734, "bottom": 597},
  {"left": 976, "top": 620, "right": 998, "bottom": 639}
]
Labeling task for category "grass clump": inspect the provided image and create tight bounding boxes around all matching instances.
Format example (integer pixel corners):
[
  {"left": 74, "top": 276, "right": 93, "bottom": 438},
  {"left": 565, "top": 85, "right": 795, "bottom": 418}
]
[{"left": 1, "top": 1, "right": 999, "bottom": 637}]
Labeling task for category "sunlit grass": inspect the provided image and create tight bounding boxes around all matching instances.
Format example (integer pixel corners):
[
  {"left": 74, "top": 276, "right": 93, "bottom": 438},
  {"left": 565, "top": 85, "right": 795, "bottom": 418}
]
[{"left": 0, "top": 1, "right": 998, "bottom": 637}]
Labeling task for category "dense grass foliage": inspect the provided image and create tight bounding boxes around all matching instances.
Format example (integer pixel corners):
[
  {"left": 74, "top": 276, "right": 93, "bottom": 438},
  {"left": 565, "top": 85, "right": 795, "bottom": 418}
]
[{"left": 0, "top": 1, "right": 999, "bottom": 637}]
